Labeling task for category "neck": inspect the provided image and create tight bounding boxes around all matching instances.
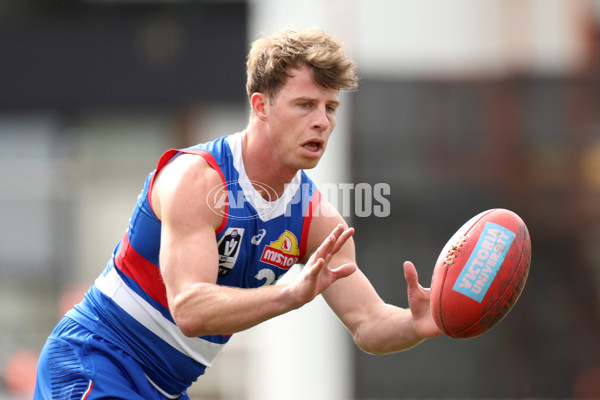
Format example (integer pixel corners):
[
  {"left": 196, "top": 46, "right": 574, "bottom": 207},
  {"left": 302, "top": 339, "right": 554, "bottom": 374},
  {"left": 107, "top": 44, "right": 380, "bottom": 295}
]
[{"left": 241, "top": 127, "right": 298, "bottom": 200}]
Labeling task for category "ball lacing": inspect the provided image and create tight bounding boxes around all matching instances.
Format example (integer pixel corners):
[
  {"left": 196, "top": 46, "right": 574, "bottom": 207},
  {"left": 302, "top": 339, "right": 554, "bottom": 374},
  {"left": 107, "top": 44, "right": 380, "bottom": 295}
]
[{"left": 444, "top": 235, "right": 467, "bottom": 265}]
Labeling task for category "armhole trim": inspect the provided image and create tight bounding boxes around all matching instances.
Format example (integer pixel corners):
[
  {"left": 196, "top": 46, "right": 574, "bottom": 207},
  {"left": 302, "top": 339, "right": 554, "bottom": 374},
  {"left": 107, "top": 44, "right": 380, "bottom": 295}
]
[
  {"left": 299, "top": 189, "right": 321, "bottom": 259},
  {"left": 148, "top": 148, "right": 228, "bottom": 235}
]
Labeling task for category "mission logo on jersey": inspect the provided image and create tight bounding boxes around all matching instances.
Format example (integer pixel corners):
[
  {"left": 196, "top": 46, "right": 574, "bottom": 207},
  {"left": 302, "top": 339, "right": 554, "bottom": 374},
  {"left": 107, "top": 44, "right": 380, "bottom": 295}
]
[{"left": 260, "top": 231, "right": 300, "bottom": 270}]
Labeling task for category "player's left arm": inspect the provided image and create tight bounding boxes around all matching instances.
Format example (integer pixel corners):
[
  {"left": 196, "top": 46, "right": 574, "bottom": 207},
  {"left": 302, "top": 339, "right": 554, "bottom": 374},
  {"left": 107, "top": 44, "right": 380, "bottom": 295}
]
[{"left": 303, "top": 198, "right": 442, "bottom": 355}]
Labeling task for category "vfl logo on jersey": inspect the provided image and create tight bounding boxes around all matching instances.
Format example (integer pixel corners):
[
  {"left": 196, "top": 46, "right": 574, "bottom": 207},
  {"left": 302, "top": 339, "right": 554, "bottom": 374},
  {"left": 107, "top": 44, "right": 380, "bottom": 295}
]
[
  {"left": 260, "top": 231, "right": 300, "bottom": 270},
  {"left": 217, "top": 228, "right": 245, "bottom": 277}
]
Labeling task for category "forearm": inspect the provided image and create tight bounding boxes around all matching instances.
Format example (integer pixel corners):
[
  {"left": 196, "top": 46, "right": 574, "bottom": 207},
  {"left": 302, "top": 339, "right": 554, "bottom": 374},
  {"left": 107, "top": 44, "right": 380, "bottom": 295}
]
[
  {"left": 351, "top": 304, "right": 425, "bottom": 355},
  {"left": 323, "top": 269, "right": 428, "bottom": 355},
  {"left": 170, "top": 282, "right": 301, "bottom": 337}
]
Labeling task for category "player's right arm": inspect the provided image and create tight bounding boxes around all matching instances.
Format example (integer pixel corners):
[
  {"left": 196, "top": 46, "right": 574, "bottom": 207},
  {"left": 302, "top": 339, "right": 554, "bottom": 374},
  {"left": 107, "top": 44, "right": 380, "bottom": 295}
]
[{"left": 151, "top": 154, "right": 353, "bottom": 337}]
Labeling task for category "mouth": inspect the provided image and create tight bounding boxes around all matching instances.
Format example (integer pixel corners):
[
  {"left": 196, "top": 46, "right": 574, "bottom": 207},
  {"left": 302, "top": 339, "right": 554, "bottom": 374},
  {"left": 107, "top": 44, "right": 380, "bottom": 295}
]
[{"left": 302, "top": 139, "right": 323, "bottom": 153}]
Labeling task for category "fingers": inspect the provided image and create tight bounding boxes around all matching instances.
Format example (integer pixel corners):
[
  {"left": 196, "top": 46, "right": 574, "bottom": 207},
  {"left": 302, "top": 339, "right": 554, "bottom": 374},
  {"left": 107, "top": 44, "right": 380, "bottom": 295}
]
[
  {"left": 311, "top": 232, "right": 337, "bottom": 263},
  {"left": 307, "top": 258, "right": 325, "bottom": 276},
  {"left": 325, "top": 224, "right": 353, "bottom": 256},
  {"left": 311, "top": 224, "right": 353, "bottom": 264},
  {"left": 330, "top": 226, "right": 354, "bottom": 255},
  {"left": 305, "top": 225, "right": 354, "bottom": 283}
]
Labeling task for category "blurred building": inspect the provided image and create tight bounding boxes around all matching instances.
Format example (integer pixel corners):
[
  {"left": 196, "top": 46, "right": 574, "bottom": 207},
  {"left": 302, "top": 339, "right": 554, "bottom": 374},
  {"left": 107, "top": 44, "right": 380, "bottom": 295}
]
[{"left": 1, "top": 0, "right": 599, "bottom": 399}]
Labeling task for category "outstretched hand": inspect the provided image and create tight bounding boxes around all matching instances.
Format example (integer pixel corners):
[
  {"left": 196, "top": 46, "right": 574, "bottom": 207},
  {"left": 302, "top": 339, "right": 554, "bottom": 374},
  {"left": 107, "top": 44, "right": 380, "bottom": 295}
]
[
  {"left": 403, "top": 261, "right": 443, "bottom": 338},
  {"left": 290, "top": 224, "right": 357, "bottom": 307}
]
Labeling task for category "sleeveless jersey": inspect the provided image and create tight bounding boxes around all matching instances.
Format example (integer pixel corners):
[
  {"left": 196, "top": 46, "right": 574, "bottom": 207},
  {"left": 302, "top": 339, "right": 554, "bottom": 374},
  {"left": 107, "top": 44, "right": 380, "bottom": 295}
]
[{"left": 66, "top": 132, "right": 321, "bottom": 396}]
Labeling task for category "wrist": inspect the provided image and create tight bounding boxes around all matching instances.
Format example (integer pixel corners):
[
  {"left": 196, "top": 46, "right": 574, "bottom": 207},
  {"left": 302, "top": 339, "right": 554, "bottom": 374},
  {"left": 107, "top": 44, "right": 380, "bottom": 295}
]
[{"left": 280, "top": 282, "right": 304, "bottom": 311}]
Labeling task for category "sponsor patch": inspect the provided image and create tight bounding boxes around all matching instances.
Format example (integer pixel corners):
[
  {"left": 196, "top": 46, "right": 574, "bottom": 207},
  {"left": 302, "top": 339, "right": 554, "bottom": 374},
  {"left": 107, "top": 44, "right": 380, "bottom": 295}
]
[
  {"left": 217, "top": 228, "right": 245, "bottom": 277},
  {"left": 453, "top": 222, "right": 516, "bottom": 302},
  {"left": 260, "top": 231, "right": 300, "bottom": 270}
]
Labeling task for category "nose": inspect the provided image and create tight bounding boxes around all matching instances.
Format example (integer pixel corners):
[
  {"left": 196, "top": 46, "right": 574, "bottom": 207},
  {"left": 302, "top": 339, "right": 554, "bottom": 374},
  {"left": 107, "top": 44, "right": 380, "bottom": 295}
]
[{"left": 312, "top": 106, "right": 331, "bottom": 132}]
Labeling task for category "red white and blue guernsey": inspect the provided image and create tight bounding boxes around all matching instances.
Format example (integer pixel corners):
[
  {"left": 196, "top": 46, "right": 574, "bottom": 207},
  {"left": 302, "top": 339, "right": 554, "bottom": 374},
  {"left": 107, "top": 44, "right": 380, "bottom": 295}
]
[{"left": 66, "top": 132, "right": 321, "bottom": 396}]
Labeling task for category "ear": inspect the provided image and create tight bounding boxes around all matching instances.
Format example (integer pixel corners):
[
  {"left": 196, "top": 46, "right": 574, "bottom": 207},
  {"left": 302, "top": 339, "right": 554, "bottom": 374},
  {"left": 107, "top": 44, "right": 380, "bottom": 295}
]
[{"left": 250, "top": 92, "right": 268, "bottom": 121}]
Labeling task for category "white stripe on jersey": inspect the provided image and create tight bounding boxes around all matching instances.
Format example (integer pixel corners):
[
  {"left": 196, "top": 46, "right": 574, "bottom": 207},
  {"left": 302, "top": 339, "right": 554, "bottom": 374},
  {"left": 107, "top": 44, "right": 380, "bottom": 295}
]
[
  {"left": 145, "top": 374, "right": 182, "bottom": 399},
  {"left": 95, "top": 268, "right": 224, "bottom": 367}
]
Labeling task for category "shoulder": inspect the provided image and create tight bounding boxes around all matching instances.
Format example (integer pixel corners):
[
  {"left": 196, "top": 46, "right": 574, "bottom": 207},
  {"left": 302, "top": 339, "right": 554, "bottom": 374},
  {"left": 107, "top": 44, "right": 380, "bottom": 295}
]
[
  {"left": 155, "top": 153, "right": 224, "bottom": 197},
  {"left": 152, "top": 153, "right": 225, "bottom": 229}
]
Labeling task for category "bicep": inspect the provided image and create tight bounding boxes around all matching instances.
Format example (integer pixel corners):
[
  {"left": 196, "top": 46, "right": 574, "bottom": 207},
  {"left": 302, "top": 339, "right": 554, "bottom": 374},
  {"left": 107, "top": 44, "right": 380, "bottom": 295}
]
[
  {"left": 160, "top": 217, "right": 221, "bottom": 291},
  {"left": 153, "top": 154, "right": 224, "bottom": 305}
]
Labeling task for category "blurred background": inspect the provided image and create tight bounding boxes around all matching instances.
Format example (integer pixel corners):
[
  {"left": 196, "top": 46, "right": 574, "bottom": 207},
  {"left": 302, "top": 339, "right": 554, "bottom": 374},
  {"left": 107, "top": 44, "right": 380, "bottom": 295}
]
[{"left": 1, "top": 0, "right": 600, "bottom": 398}]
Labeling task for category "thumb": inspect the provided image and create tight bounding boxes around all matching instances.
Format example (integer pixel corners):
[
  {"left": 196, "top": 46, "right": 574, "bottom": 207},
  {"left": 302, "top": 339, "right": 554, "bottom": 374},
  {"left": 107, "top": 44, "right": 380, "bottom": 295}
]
[
  {"left": 331, "top": 263, "right": 357, "bottom": 280},
  {"left": 403, "top": 261, "right": 419, "bottom": 288}
]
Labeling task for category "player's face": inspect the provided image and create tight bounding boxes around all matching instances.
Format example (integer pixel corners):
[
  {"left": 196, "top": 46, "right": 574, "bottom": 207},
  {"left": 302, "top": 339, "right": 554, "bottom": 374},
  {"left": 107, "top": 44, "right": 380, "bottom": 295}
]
[{"left": 265, "top": 65, "right": 339, "bottom": 171}]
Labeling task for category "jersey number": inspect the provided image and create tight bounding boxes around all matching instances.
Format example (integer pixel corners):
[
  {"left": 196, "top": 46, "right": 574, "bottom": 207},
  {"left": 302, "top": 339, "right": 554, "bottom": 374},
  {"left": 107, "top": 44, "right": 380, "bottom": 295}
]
[{"left": 255, "top": 269, "right": 276, "bottom": 287}]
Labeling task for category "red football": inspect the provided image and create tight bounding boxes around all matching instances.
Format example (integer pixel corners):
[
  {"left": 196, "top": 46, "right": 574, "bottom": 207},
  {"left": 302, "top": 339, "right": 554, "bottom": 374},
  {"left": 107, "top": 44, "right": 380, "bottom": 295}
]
[{"left": 430, "top": 209, "right": 531, "bottom": 339}]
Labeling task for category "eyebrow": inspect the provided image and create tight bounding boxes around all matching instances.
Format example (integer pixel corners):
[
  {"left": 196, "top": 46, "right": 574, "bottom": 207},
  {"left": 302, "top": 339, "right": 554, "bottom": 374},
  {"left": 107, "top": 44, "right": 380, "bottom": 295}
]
[{"left": 294, "top": 96, "right": 340, "bottom": 107}]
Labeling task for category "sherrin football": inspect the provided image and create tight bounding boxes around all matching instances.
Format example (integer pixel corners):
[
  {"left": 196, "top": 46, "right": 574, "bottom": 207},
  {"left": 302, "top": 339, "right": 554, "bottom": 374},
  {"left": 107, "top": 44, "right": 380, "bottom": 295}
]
[{"left": 430, "top": 209, "right": 531, "bottom": 339}]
